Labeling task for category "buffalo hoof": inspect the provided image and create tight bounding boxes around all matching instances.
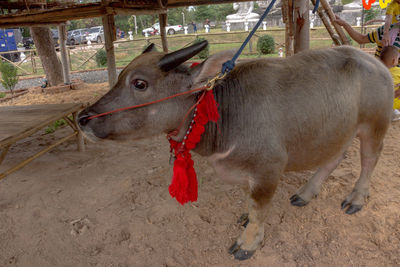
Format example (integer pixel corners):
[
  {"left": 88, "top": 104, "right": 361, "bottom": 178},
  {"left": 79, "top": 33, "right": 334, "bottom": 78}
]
[
  {"left": 228, "top": 242, "right": 255, "bottom": 261},
  {"left": 290, "top": 194, "right": 308, "bottom": 207},
  {"left": 237, "top": 213, "right": 249, "bottom": 228},
  {"left": 341, "top": 200, "right": 362, "bottom": 214}
]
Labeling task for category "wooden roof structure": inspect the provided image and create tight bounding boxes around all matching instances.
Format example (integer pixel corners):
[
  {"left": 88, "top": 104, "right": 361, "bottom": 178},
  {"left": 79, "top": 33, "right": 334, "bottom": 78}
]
[
  {"left": 0, "top": 0, "right": 345, "bottom": 89},
  {"left": 0, "top": 0, "right": 260, "bottom": 89},
  {"left": 0, "top": 0, "right": 253, "bottom": 28}
]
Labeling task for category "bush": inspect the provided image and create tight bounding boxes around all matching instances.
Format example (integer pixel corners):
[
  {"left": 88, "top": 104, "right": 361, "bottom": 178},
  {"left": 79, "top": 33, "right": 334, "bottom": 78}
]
[
  {"left": 194, "top": 37, "right": 209, "bottom": 59},
  {"left": 257, "top": 35, "right": 275, "bottom": 55},
  {"left": 0, "top": 92, "right": 6, "bottom": 98},
  {"left": 96, "top": 49, "right": 107, "bottom": 67},
  {"left": 0, "top": 61, "right": 19, "bottom": 96}
]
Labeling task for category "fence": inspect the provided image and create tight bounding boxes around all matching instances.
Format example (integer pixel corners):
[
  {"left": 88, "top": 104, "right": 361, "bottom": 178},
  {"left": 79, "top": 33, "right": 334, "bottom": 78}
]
[{"left": 0, "top": 25, "right": 380, "bottom": 79}]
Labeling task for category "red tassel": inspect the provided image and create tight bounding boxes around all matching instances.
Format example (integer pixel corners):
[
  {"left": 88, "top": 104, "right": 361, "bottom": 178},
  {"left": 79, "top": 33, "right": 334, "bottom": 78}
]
[
  {"left": 202, "top": 91, "right": 219, "bottom": 122},
  {"left": 168, "top": 89, "right": 219, "bottom": 205}
]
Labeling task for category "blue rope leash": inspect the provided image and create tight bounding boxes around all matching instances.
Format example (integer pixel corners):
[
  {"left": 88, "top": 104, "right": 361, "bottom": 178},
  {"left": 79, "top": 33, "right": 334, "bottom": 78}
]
[
  {"left": 313, "top": 0, "right": 320, "bottom": 14},
  {"left": 221, "top": 0, "right": 320, "bottom": 75},
  {"left": 221, "top": 0, "right": 277, "bottom": 74}
]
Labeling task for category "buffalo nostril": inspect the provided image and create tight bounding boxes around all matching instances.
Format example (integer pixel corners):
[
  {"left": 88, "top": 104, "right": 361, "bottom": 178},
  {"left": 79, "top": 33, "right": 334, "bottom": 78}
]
[{"left": 78, "top": 115, "right": 91, "bottom": 127}]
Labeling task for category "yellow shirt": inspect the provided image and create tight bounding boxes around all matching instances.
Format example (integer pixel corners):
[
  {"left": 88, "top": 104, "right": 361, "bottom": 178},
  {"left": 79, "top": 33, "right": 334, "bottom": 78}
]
[
  {"left": 387, "top": 1, "right": 400, "bottom": 24},
  {"left": 389, "top": 66, "right": 400, "bottom": 109}
]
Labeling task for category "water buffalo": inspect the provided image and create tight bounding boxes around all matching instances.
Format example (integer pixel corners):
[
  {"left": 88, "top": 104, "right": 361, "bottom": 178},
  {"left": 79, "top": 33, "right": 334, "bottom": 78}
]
[{"left": 78, "top": 41, "right": 393, "bottom": 260}]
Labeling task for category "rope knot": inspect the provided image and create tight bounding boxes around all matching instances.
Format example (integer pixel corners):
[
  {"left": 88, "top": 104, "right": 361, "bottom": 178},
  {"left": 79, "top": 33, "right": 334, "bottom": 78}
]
[{"left": 221, "top": 60, "right": 236, "bottom": 75}]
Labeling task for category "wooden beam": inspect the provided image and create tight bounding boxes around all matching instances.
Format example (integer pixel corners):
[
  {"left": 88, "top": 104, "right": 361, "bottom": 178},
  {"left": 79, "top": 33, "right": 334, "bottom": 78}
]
[
  {"left": 102, "top": 13, "right": 117, "bottom": 88},
  {"left": 167, "top": 0, "right": 261, "bottom": 7},
  {"left": 106, "top": 7, "right": 166, "bottom": 16},
  {"left": 58, "top": 24, "right": 71, "bottom": 85},
  {"left": 294, "top": 0, "right": 309, "bottom": 53},
  {"left": 311, "top": 0, "right": 341, "bottom": 45},
  {"left": 0, "top": 132, "right": 77, "bottom": 181},
  {"left": 159, "top": 13, "right": 168, "bottom": 52},
  {"left": 0, "top": 4, "right": 104, "bottom": 28},
  {"left": 319, "top": 0, "right": 349, "bottom": 45},
  {"left": 0, "top": 21, "right": 66, "bottom": 28}
]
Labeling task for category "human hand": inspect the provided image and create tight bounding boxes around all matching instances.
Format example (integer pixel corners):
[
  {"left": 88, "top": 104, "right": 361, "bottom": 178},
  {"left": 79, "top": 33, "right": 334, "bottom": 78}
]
[
  {"left": 382, "top": 31, "right": 390, "bottom": 46},
  {"left": 334, "top": 15, "right": 347, "bottom": 27},
  {"left": 395, "top": 89, "right": 400, "bottom": 98}
]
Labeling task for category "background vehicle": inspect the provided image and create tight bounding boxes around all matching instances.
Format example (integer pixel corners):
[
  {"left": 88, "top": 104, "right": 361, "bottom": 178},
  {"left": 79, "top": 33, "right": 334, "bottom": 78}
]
[
  {"left": 86, "top": 26, "right": 104, "bottom": 43},
  {"left": 0, "top": 29, "right": 22, "bottom": 62},
  {"left": 142, "top": 22, "right": 183, "bottom": 35},
  {"left": 67, "top": 29, "right": 88, "bottom": 45}
]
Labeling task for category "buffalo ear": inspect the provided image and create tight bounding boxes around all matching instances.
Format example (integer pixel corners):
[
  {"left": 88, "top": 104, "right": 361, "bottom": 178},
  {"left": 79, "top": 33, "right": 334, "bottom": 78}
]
[
  {"left": 191, "top": 50, "right": 236, "bottom": 88},
  {"left": 142, "top": 43, "right": 157, "bottom": 53}
]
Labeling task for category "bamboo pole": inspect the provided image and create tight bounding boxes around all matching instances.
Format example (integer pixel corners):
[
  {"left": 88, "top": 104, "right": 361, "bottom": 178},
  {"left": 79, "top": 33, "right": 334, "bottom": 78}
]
[
  {"left": 311, "top": 0, "right": 341, "bottom": 45},
  {"left": 77, "top": 45, "right": 105, "bottom": 69},
  {"left": 73, "top": 112, "right": 85, "bottom": 152},
  {"left": 16, "top": 52, "right": 31, "bottom": 67},
  {"left": 58, "top": 24, "right": 71, "bottom": 84},
  {"left": 102, "top": 13, "right": 117, "bottom": 88},
  {"left": 67, "top": 47, "right": 72, "bottom": 71},
  {"left": 319, "top": 0, "right": 349, "bottom": 45},
  {"left": 0, "top": 132, "right": 77, "bottom": 180},
  {"left": 159, "top": 13, "right": 168, "bottom": 52},
  {"left": 0, "top": 145, "right": 10, "bottom": 165}
]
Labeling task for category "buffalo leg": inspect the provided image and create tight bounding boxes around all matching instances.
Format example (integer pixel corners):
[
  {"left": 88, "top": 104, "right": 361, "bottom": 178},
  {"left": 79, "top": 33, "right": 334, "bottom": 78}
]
[
  {"left": 291, "top": 153, "right": 346, "bottom": 206},
  {"left": 342, "top": 128, "right": 384, "bottom": 214},
  {"left": 229, "top": 168, "right": 281, "bottom": 260}
]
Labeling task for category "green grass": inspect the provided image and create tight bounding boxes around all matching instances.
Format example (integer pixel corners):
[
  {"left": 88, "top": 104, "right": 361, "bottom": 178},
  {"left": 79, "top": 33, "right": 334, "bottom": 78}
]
[
  {"left": 44, "top": 119, "right": 66, "bottom": 134},
  {"left": 0, "top": 92, "right": 6, "bottom": 98}
]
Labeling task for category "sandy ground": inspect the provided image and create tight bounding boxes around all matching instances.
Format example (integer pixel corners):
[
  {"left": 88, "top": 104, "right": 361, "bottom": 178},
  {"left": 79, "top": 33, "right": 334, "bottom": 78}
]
[{"left": 0, "top": 84, "right": 400, "bottom": 266}]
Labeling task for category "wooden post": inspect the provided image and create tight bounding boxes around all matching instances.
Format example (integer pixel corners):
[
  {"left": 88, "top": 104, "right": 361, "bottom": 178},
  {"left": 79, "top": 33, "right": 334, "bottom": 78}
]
[
  {"left": 159, "top": 13, "right": 168, "bottom": 52},
  {"left": 58, "top": 24, "right": 71, "bottom": 84},
  {"left": 73, "top": 112, "right": 85, "bottom": 152},
  {"left": 102, "top": 13, "right": 117, "bottom": 88},
  {"left": 32, "top": 51, "right": 37, "bottom": 73},
  {"left": 67, "top": 47, "right": 72, "bottom": 71},
  {"left": 294, "top": 0, "right": 310, "bottom": 53}
]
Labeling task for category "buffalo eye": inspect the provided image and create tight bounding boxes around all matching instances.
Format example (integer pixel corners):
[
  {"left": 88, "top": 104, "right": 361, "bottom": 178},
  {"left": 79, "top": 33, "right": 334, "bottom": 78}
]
[{"left": 132, "top": 79, "right": 148, "bottom": 91}]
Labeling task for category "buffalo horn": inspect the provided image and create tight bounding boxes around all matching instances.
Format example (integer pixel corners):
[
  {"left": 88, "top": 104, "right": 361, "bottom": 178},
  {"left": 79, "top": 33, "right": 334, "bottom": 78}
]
[
  {"left": 158, "top": 40, "right": 208, "bottom": 72},
  {"left": 142, "top": 43, "right": 156, "bottom": 54}
]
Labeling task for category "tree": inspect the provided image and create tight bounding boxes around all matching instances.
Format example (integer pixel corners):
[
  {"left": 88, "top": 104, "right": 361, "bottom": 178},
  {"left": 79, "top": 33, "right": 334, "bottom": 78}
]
[
  {"left": 364, "top": 6, "right": 381, "bottom": 22},
  {"left": 193, "top": 4, "right": 234, "bottom": 23},
  {"left": 115, "top": 15, "right": 131, "bottom": 33},
  {"left": 30, "top": 27, "right": 63, "bottom": 86},
  {"left": 167, "top": 7, "right": 194, "bottom": 25},
  {"left": 131, "top": 15, "right": 157, "bottom": 32},
  {"left": 212, "top": 4, "right": 235, "bottom": 22},
  {"left": 0, "top": 61, "right": 19, "bottom": 97},
  {"left": 194, "top": 5, "right": 212, "bottom": 22}
]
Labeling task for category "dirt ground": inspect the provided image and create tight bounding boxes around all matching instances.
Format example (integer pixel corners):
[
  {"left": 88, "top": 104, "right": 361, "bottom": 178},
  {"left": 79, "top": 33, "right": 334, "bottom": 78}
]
[{"left": 0, "top": 84, "right": 399, "bottom": 266}]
